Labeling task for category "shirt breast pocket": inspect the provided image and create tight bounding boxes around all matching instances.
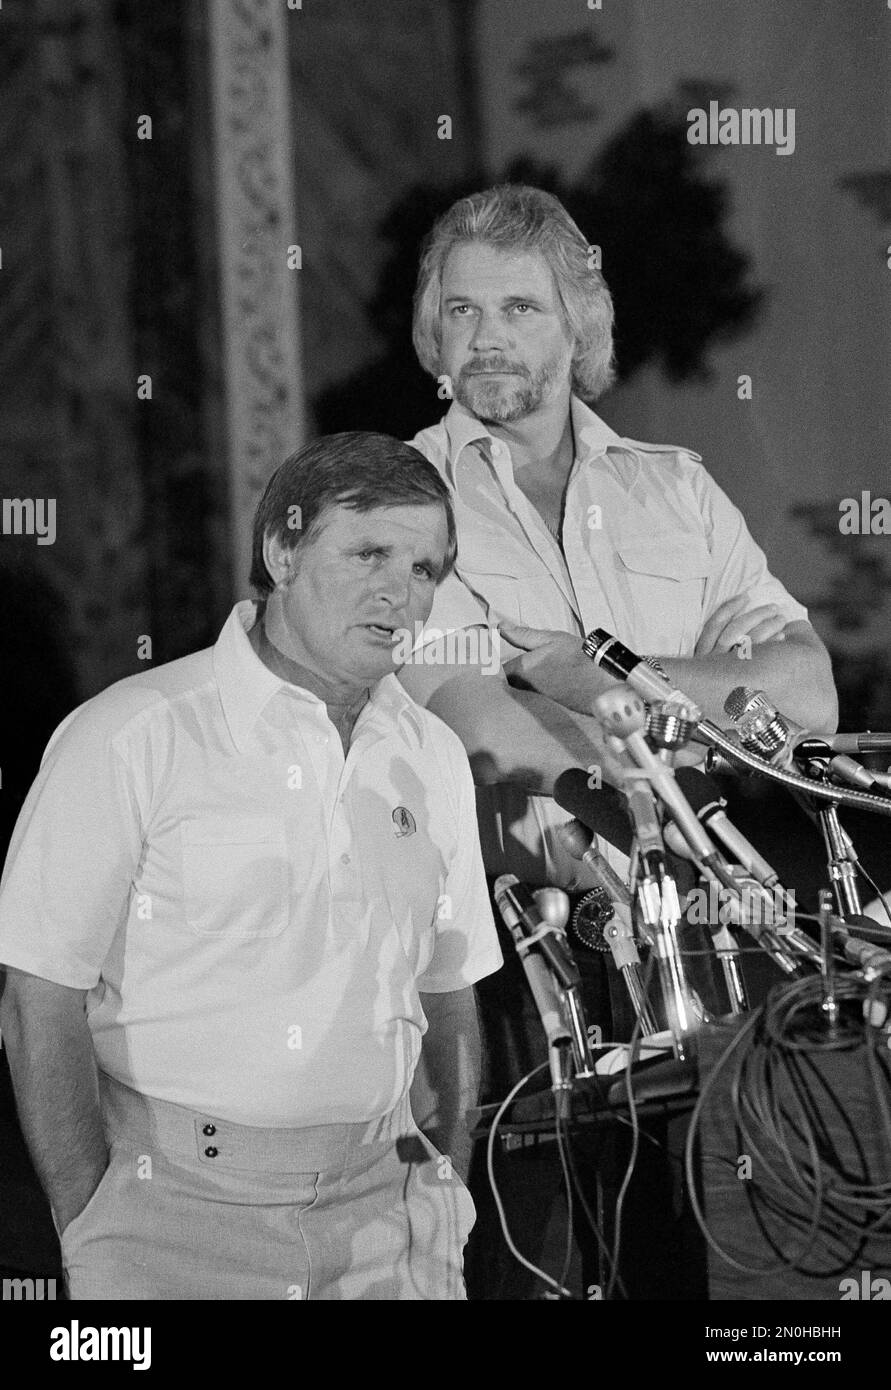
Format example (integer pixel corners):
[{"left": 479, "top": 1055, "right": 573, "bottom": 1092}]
[
  {"left": 180, "top": 815, "right": 289, "bottom": 938},
  {"left": 615, "top": 538, "right": 711, "bottom": 652},
  {"left": 457, "top": 560, "right": 522, "bottom": 625}
]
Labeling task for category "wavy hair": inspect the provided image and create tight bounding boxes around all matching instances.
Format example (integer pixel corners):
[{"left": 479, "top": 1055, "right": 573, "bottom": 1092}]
[{"left": 412, "top": 184, "right": 615, "bottom": 401}]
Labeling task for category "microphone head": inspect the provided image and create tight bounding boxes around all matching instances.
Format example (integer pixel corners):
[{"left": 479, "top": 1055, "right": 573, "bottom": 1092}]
[
  {"left": 593, "top": 686, "right": 648, "bottom": 738},
  {"left": 724, "top": 686, "right": 762, "bottom": 722},
  {"left": 493, "top": 873, "right": 519, "bottom": 904},
  {"left": 552, "top": 770, "right": 635, "bottom": 856},
  {"left": 533, "top": 887, "right": 571, "bottom": 932},
  {"left": 663, "top": 820, "right": 699, "bottom": 862},
  {"left": 556, "top": 818, "right": 593, "bottom": 862},
  {"left": 646, "top": 701, "right": 699, "bottom": 751},
  {"left": 725, "top": 687, "right": 791, "bottom": 761},
  {"left": 582, "top": 629, "right": 613, "bottom": 660},
  {"left": 674, "top": 765, "right": 727, "bottom": 816}
]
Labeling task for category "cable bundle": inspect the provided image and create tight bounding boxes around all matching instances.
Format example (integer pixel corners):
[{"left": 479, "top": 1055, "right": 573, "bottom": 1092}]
[{"left": 685, "top": 971, "right": 891, "bottom": 1276}]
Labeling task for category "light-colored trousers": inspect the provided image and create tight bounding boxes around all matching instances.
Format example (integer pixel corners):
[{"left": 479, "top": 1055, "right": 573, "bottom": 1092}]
[{"left": 61, "top": 1073, "right": 475, "bottom": 1300}]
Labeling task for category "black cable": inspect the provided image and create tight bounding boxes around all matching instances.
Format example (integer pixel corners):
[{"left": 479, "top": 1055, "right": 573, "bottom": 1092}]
[
  {"left": 858, "top": 860, "right": 891, "bottom": 931},
  {"left": 683, "top": 971, "right": 891, "bottom": 1275},
  {"left": 561, "top": 1103, "right": 629, "bottom": 1299},
  {"left": 554, "top": 1106, "right": 575, "bottom": 1297},
  {"left": 605, "top": 952, "right": 658, "bottom": 1299}
]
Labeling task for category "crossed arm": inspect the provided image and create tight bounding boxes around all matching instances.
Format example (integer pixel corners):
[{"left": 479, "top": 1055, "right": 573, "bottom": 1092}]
[
  {"left": 498, "top": 601, "right": 838, "bottom": 734},
  {"left": 398, "top": 598, "right": 839, "bottom": 795}
]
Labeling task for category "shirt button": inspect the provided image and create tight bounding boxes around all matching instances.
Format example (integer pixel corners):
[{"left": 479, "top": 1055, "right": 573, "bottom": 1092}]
[
  {"left": 341, "top": 853, "right": 351, "bottom": 865},
  {"left": 202, "top": 1123, "right": 216, "bottom": 1136},
  {"left": 204, "top": 1146, "right": 218, "bottom": 1158}
]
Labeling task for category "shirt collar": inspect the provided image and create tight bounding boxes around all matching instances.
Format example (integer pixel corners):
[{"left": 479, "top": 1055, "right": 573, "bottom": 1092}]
[
  {"left": 569, "top": 396, "right": 624, "bottom": 460},
  {"left": 441, "top": 395, "right": 624, "bottom": 478},
  {"left": 213, "top": 602, "right": 425, "bottom": 753}
]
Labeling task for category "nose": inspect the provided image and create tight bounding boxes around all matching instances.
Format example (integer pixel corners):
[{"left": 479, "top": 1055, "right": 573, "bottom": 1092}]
[
  {"left": 469, "top": 309, "right": 511, "bottom": 354},
  {"left": 373, "top": 561, "right": 411, "bottom": 610}
]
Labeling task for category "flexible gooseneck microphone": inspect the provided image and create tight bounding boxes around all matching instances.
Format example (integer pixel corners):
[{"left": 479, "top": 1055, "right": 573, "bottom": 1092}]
[{"left": 583, "top": 629, "right": 891, "bottom": 816}]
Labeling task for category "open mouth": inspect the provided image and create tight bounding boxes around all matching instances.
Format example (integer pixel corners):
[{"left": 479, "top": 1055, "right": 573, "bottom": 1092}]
[{"left": 363, "top": 623, "right": 397, "bottom": 638}]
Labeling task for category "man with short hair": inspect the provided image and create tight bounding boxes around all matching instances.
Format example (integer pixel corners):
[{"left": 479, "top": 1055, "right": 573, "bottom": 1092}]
[{"left": 0, "top": 431, "right": 502, "bottom": 1301}]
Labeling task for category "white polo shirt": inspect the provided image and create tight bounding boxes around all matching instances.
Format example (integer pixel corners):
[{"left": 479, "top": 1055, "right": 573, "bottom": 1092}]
[
  {"left": 0, "top": 602, "right": 502, "bottom": 1127},
  {"left": 409, "top": 398, "right": 809, "bottom": 889}
]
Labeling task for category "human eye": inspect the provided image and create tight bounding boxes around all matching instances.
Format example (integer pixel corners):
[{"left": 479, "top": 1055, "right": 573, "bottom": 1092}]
[
  {"left": 450, "top": 303, "right": 474, "bottom": 316},
  {"left": 412, "top": 562, "right": 436, "bottom": 580},
  {"left": 512, "top": 302, "right": 534, "bottom": 315}
]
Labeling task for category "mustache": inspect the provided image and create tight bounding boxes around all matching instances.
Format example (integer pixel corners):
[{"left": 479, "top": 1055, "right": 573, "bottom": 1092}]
[{"left": 461, "top": 359, "right": 527, "bottom": 376}]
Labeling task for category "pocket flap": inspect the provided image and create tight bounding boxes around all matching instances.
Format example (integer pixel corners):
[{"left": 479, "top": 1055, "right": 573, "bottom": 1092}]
[
  {"left": 457, "top": 556, "right": 520, "bottom": 580},
  {"left": 617, "top": 539, "right": 711, "bottom": 581}
]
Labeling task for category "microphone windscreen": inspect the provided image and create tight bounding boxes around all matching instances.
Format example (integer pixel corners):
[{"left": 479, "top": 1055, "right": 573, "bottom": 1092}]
[
  {"left": 724, "top": 686, "right": 759, "bottom": 721},
  {"left": 552, "top": 769, "right": 634, "bottom": 856},
  {"left": 674, "top": 766, "right": 726, "bottom": 816}
]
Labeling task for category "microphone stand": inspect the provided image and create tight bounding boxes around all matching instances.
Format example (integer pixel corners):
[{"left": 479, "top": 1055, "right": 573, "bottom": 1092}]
[
  {"left": 606, "top": 746, "right": 698, "bottom": 1061},
  {"left": 533, "top": 888, "right": 598, "bottom": 1081},
  {"left": 820, "top": 801, "right": 864, "bottom": 920},
  {"left": 494, "top": 878, "right": 596, "bottom": 1122},
  {"left": 556, "top": 820, "right": 660, "bottom": 1038},
  {"left": 648, "top": 702, "right": 750, "bottom": 1016},
  {"left": 732, "top": 716, "right": 867, "bottom": 925},
  {"left": 635, "top": 854, "right": 694, "bottom": 1061}
]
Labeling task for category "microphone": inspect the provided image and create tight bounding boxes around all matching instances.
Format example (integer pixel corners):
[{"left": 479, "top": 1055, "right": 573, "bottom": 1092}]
[
  {"left": 724, "top": 687, "right": 831, "bottom": 770},
  {"left": 554, "top": 767, "right": 697, "bottom": 898},
  {"left": 673, "top": 766, "right": 786, "bottom": 896},
  {"left": 723, "top": 699, "right": 891, "bottom": 761},
  {"left": 593, "top": 687, "right": 735, "bottom": 880},
  {"left": 834, "top": 926, "right": 891, "bottom": 975},
  {"left": 827, "top": 756, "right": 891, "bottom": 794},
  {"left": 552, "top": 771, "right": 634, "bottom": 858},
  {"left": 493, "top": 876, "right": 582, "bottom": 1113},
  {"left": 592, "top": 687, "right": 705, "bottom": 1054},
  {"left": 826, "top": 732, "right": 891, "bottom": 755},
  {"left": 670, "top": 765, "right": 821, "bottom": 969},
  {"left": 556, "top": 820, "right": 660, "bottom": 1038},
  {"left": 555, "top": 819, "right": 632, "bottom": 907},
  {"left": 493, "top": 875, "right": 580, "bottom": 990},
  {"left": 583, "top": 629, "right": 702, "bottom": 716}
]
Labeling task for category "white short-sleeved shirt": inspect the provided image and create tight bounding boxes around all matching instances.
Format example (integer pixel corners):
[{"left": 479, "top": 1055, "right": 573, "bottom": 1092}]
[
  {"left": 409, "top": 398, "right": 809, "bottom": 889},
  {"left": 0, "top": 602, "right": 502, "bottom": 1127}
]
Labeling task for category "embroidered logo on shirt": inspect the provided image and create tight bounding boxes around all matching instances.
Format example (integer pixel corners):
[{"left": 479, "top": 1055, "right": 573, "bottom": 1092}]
[{"left": 392, "top": 807, "right": 417, "bottom": 838}]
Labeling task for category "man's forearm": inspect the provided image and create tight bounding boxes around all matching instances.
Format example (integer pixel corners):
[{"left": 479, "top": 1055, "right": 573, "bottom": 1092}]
[
  {"left": 0, "top": 977, "right": 107, "bottom": 1235},
  {"left": 412, "top": 989, "right": 481, "bottom": 1182},
  {"left": 658, "top": 635, "right": 839, "bottom": 731},
  {"left": 428, "top": 678, "right": 625, "bottom": 794}
]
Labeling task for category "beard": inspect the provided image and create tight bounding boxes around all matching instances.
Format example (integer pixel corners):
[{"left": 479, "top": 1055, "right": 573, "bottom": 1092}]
[{"left": 453, "top": 346, "right": 573, "bottom": 423}]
